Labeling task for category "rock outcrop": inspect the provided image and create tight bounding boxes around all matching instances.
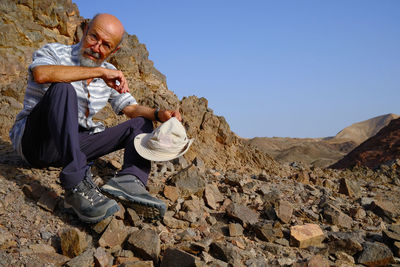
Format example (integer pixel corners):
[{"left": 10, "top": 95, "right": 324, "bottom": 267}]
[{"left": 332, "top": 117, "right": 400, "bottom": 169}]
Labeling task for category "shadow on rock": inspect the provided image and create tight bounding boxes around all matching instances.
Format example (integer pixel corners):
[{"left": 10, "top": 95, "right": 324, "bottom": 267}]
[{"left": 0, "top": 138, "right": 86, "bottom": 227}]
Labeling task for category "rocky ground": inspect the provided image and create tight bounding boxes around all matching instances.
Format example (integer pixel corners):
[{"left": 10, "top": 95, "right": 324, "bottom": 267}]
[{"left": 1, "top": 138, "right": 400, "bottom": 267}]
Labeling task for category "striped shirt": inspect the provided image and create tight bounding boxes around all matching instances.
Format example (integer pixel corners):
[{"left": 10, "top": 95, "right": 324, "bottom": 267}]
[{"left": 9, "top": 42, "right": 137, "bottom": 161}]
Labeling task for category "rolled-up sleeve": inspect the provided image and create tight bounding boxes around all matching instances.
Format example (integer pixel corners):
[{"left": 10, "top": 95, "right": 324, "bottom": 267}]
[
  {"left": 109, "top": 91, "right": 137, "bottom": 115},
  {"left": 102, "top": 62, "right": 138, "bottom": 114},
  {"left": 29, "top": 44, "right": 60, "bottom": 71}
]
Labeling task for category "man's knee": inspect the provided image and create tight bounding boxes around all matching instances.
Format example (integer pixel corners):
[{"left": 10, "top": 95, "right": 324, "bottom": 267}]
[
  {"left": 128, "top": 117, "right": 153, "bottom": 134},
  {"left": 47, "top": 82, "right": 77, "bottom": 99}
]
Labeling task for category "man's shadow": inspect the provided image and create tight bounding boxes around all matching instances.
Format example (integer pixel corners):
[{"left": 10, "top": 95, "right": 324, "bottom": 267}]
[{"left": 0, "top": 137, "right": 113, "bottom": 229}]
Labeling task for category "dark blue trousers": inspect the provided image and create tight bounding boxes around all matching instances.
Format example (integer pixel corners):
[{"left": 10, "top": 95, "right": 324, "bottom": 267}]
[{"left": 21, "top": 83, "right": 152, "bottom": 189}]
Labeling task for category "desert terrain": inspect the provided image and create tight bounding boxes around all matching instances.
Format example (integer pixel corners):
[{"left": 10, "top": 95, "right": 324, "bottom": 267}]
[{"left": 245, "top": 114, "right": 399, "bottom": 168}]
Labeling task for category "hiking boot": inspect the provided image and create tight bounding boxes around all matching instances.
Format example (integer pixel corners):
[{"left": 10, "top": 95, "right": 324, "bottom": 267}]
[
  {"left": 101, "top": 174, "right": 166, "bottom": 220},
  {"left": 64, "top": 168, "right": 120, "bottom": 223}
]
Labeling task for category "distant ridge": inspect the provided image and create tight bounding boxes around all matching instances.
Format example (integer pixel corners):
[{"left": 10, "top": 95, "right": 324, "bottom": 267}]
[
  {"left": 331, "top": 113, "right": 399, "bottom": 144},
  {"left": 245, "top": 113, "right": 399, "bottom": 167}
]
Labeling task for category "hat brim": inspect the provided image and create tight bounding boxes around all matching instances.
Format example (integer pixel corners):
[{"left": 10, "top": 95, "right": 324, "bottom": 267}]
[{"left": 134, "top": 133, "right": 194, "bottom": 161}]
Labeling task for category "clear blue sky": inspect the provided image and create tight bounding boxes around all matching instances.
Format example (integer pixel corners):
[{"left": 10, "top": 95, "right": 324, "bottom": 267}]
[{"left": 73, "top": 0, "right": 400, "bottom": 138}]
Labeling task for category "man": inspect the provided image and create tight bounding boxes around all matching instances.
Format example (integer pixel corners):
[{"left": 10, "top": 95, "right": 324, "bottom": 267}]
[{"left": 9, "top": 13, "right": 180, "bottom": 223}]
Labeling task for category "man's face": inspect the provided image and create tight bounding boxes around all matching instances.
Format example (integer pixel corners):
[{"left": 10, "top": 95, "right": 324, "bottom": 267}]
[{"left": 79, "top": 22, "right": 121, "bottom": 67}]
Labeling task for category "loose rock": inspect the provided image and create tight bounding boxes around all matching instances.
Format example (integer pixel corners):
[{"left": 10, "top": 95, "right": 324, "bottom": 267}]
[
  {"left": 60, "top": 227, "right": 89, "bottom": 258},
  {"left": 290, "top": 224, "right": 325, "bottom": 248}
]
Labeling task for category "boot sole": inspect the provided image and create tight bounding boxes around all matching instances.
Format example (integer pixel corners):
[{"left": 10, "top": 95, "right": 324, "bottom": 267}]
[{"left": 101, "top": 184, "right": 166, "bottom": 221}]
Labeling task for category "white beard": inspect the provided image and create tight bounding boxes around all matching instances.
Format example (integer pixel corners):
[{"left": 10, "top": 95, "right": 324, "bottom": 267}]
[
  {"left": 79, "top": 47, "right": 103, "bottom": 67},
  {"left": 79, "top": 55, "right": 102, "bottom": 67}
]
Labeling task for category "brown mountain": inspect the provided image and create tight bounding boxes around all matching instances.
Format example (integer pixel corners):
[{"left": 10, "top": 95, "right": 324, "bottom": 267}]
[
  {"left": 331, "top": 113, "right": 399, "bottom": 144},
  {"left": 331, "top": 117, "right": 400, "bottom": 169},
  {"left": 245, "top": 114, "right": 399, "bottom": 167}
]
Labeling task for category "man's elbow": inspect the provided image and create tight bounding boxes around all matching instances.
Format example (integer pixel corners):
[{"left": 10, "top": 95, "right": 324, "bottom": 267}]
[{"left": 32, "top": 66, "right": 48, "bottom": 84}]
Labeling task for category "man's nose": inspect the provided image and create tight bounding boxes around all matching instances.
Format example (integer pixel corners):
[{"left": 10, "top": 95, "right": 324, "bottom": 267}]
[{"left": 92, "top": 42, "right": 101, "bottom": 53}]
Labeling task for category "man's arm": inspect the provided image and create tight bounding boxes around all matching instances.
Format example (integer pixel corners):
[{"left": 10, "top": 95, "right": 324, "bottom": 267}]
[
  {"left": 122, "top": 104, "right": 182, "bottom": 122},
  {"left": 32, "top": 65, "right": 129, "bottom": 93}
]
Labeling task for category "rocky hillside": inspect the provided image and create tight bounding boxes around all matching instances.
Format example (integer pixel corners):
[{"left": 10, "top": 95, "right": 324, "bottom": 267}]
[
  {"left": 331, "top": 117, "right": 400, "bottom": 170},
  {"left": 0, "top": 0, "right": 283, "bottom": 176},
  {"left": 245, "top": 114, "right": 398, "bottom": 168},
  {"left": 1, "top": 1, "right": 400, "bottom": 266}
]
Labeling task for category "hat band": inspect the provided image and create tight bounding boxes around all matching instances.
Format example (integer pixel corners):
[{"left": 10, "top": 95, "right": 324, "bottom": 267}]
[{"left": 146, "top": 139, "right": 190, "bottom": 155}]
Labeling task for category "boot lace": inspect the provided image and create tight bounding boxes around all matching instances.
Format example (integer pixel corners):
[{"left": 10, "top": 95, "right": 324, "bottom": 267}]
[{"left": 74, "top": 168, "right": 106, "bottom": 204}]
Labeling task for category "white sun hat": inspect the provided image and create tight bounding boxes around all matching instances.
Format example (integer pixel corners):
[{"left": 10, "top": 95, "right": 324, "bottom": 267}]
[{"left": 134, "top": 117, "right": 194, "bottom": 161}]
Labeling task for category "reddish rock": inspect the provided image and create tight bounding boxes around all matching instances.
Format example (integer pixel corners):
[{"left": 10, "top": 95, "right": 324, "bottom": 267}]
[
  {"left": 226, "top": 203, "right": 259, "bottom": 226},
  {"left": 323, "top": 203, "right": 353, "bottom": 229},
  {"left": 254, "top": 222, "right": 283, "bottom": 242},
  {"left": 370, "top": 200, "right": 399, "bottom": 222},
  {"left": 92, "top": 216, "right": 113, "bottom": 234},
  {"left": 34, "top": 252, "right": 70, "bottom": 266},
  {"left": 338, "top": 177, "right": 361, "bottom": 198},
  {"left": 37, "top": 190, "right": 59, "bottom": 212},
  {"left": 60, "top": 228, "right": 88, "bottom": 258},
  {"left": 163, "top": 185, "right": 179, "bottom": 203},
  {"left": 170, "top": 165, "right": 206, "bottom": 199},
  {"left": 276, "top": 200, "right": 293, "bottom": 224},
  {"left": 22, "top": 183, "right": 45, "bottom": 201},
  {"left": 307, "top": 254, "right": 329, "bottom": 267},
  {"left": 126, "top": 229, "right": 160, "bottom": 263},
  {"left": 228, "top": 223, "right": 244, "bottom": 237},
  {"left": 290, "top": 224, "right": 325, "bottom": 248},
  {"left": 126, "top": 208, "right": 142, "bottom": 226},
  {"left": 29, "top": 244, "right": 56, "bottom": 253},
  {"left": 204, "top": 183, "right": 224, "bottom": 210},
  {"left": 115, "top": 203, "right": 126, "bottom": 220},
  {"left": 94, "top": 247, "right": 112, "bottom": 267},
  {"left": 98, "top": 218, "right": 129, "bottom": 249}
]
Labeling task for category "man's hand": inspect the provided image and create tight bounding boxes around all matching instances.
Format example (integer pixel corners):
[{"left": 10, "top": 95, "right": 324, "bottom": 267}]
[
  {"left": 158, "top": 109, "right": 182, "bottom": 122},
  {"left": 100, "top": 68, "right": 129, "bottom": 93}
]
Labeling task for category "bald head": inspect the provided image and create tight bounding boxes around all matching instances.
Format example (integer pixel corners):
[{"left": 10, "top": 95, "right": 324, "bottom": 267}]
[
  {"left": 88, "top": 13, "right": 125, "bottom": 44},
  {"left": 79, "top": 13, "right": 125, "bottom": 67}
]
